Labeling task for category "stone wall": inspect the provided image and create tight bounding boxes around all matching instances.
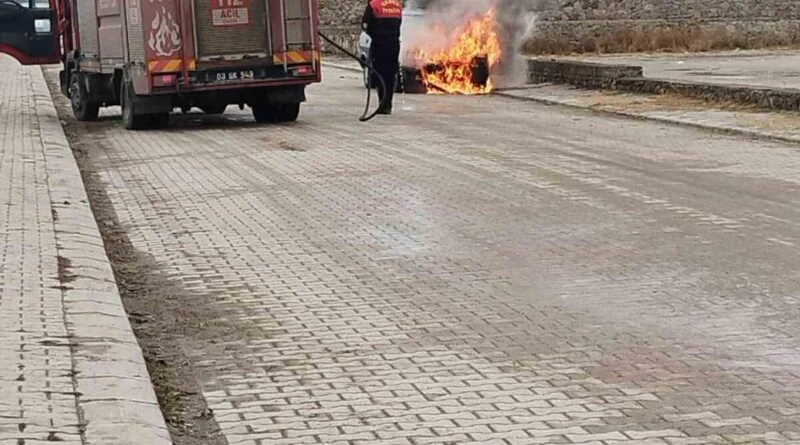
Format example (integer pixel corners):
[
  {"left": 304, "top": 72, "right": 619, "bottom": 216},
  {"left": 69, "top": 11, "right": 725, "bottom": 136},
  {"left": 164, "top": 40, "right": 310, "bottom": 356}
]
[
  {"left": 530, "top": 0, "right": 800, "bottom": 53},
  {"left": 528, "top": 20, "right": 800, "bottom": 53},
  {"left": 319, "top": 0, "right": 800, "bottom": 55},
  {"left": 537, "top": 0, "right": 800, "bottom": 21},
  {"left": 319, "top": 0, "right": 363, "bottom": 27},
  {"left": 318, "top": 0, "right": 363, "bottom": 55}
]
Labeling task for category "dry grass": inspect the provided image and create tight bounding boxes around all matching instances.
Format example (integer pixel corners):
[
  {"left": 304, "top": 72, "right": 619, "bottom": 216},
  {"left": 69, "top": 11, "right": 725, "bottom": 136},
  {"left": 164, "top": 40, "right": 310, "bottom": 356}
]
[
  {"left": 581, "top": 90, "right": 758, "bottom": 113},
  {"left": 579, "top": 90, "right": 800, "bottom": 134},
  {"left": 524, "top": 25, "right": 800, "bottom": 55},
  {"left": 584, "top": 91, "right": 703, "bottom": 111}
]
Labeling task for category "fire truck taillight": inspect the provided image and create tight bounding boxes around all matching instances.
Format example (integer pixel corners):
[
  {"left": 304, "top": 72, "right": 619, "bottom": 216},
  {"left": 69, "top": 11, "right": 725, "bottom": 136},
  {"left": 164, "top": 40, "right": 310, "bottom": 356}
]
[
  {"left": 292, "top": 65, "right": 314, "bottom": 76},
  {"left": 152, "top": 74, "right": 177, "bottom": 87}
]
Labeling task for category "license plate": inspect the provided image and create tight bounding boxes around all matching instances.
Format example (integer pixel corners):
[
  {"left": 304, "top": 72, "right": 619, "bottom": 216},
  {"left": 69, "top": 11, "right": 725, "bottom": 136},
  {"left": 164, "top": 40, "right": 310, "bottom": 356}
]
[{"left": 213, "top": 69, "right": 255, "bottom": 82}]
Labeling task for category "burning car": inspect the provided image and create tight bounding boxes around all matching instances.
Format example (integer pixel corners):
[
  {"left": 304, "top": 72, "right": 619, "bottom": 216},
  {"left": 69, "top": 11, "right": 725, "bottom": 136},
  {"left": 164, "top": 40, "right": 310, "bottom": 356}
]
[{"left": 360, "top": 2, "right": 501, "bottom": 95}]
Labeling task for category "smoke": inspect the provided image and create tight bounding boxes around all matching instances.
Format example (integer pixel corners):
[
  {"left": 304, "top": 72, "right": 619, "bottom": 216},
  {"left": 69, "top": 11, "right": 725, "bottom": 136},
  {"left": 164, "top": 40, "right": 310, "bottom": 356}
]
[
  {"left": 401, "top": 0, "right": 546, "bottom": 87},
  {"left": 495, "top": 0, "right": 543, "bottom": 86}
]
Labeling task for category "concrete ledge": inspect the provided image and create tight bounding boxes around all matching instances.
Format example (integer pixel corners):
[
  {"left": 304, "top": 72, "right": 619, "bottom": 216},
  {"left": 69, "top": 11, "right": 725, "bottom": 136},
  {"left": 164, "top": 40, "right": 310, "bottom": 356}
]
[
  {"left": 527, "top": 57, "right": 800, "bottom": 112},
  {"left": 527, "top": 58, "right": 644, "bottom": 88}
]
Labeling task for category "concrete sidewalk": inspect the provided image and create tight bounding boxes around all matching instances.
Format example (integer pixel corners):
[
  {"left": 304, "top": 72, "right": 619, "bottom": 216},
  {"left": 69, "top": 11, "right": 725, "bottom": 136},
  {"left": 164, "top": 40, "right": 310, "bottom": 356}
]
[
  {"left": 0, "top": 55, "right": 170, "bottom": 444},
  {"left": 569, "top": 50, "right": 800, "bottom": 91}
]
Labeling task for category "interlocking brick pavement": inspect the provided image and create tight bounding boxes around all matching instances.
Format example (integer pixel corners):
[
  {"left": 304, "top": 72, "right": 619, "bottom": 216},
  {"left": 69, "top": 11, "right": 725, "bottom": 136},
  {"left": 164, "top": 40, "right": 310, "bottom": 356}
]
[
  {"left": 56, "top": 64, "right": 800, "bottom": 444},
  {"left": 0, "top": 56, "right": 169, "bottom": 445}
]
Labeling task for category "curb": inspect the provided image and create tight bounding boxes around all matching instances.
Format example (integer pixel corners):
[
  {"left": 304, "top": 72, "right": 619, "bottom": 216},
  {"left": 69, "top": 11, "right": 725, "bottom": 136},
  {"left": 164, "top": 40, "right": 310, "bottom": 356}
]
[
  {"left": 32, "top": 67, "right": 172, "bottom": 445},
  {"left": 495, "top": 90, "right": 800, "bottom": 146}
]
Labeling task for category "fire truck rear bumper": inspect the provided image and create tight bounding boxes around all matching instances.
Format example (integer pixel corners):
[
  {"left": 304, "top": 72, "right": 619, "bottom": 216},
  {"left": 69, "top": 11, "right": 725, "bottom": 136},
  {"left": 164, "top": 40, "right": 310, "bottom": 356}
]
[{"left": 136, "top": 82, "right": 309, "bottom": 114}]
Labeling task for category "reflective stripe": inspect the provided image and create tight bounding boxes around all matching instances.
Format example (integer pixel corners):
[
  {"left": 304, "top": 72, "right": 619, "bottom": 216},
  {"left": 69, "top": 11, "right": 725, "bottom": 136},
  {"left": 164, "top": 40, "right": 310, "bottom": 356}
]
[
  {"left": 273, "top": 50, "right": 316, "bottom": 65},
  {"left": 369, "top": 0, "right": 402, "bottom": 19},
  {"left": 148, "top": 59, "right": 196, "bottom": 73},
  {"left": 148, "top": 59, "right": 183, "bottom": 73}
]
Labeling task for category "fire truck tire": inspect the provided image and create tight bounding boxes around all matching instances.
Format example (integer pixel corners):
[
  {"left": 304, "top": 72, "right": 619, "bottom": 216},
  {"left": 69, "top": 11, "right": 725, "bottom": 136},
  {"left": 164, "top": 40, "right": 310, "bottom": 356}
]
[
  {"left": 121, "top": 80, "right": 150, "bottom": 130},
  {"left": 276, "top": 103, "right": 300, "bottom": 122},
  {"left": 69, "top": 74, "right": 100, "bottom": 122},
  {"left": 251, "top": 104, "right": 276, "bottom": 123},
  {"left": 252, "top": 103, "right": 300, "bottom": 123}
]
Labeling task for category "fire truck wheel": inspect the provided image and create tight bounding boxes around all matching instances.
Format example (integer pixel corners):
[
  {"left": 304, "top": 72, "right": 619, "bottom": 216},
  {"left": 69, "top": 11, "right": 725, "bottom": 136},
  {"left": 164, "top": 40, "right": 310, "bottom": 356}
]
[
  {"left": 69, "top": 73, "right": 100, "bottom": 122},
  {"left": 251, "top": 104, "right": 276, "bottom": 123},
  {"left": 276, "top": 103, "right": 300, "bottom": 122},
  {"left": 121, "top": 80, "right": 150, "bottom": 130}
]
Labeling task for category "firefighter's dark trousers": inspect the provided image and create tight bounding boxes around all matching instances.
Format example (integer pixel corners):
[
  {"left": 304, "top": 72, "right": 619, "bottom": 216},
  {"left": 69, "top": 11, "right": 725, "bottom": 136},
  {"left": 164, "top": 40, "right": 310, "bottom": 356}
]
[{"left": 371, "top": 39, "right": 401, "bottom": 110}]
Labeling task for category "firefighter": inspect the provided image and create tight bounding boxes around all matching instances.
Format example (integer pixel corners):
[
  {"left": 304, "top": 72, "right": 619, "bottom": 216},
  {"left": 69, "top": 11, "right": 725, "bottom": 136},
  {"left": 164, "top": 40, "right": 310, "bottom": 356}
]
[{"left": 362, "top": 0, "right": 402, "bottom": 115}]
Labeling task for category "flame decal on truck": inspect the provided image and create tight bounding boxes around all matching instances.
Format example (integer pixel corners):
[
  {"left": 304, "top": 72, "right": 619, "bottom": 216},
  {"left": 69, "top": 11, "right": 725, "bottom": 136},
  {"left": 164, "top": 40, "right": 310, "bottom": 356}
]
[{"left": 148, "top": 6, "right": 182, "bottom": 57}]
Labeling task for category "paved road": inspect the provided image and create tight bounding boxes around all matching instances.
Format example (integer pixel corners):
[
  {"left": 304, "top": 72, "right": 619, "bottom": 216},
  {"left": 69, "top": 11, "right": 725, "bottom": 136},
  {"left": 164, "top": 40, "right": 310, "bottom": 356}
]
[
  {"left": 571, "top": 50, "right": 800, "bottom": 90},
  {"left": 56, "top": 66, "right": 800, "bottom": 444}
]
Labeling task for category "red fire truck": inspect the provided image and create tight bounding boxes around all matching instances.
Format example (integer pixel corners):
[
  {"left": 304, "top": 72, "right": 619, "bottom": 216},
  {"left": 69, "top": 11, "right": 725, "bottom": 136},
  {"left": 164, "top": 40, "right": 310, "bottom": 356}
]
[{"left": 0, "top": 0, "right": 321, "bottom": 129}]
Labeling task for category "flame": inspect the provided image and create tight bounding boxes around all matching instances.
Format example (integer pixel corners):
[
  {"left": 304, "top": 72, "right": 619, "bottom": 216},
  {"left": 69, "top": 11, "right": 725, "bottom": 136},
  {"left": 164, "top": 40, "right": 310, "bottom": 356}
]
[{"left": 413, "top": 7, "right": 501, "bottom": 95}]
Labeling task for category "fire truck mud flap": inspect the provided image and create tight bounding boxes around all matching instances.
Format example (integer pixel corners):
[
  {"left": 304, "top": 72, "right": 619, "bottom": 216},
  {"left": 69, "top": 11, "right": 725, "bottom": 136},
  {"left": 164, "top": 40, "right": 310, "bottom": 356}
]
[
  {"left": 180, "top": 84, "right": 306, "bottom": 111},
  {"left": 131, "top": 93, "right": 172, "bottom": 115},
  {"left": 244, "top": 85, "right": 306, "bottom": 108},
  {"left": 261, "top": 85, "right": 306, "bottom": 104}
]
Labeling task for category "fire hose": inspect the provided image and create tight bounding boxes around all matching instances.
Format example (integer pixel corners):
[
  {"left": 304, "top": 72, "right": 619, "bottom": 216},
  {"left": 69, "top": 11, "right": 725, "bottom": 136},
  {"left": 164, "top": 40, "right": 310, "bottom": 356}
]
[{"left": 318, "top": 32, "right": 387, "bottom": 122}]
